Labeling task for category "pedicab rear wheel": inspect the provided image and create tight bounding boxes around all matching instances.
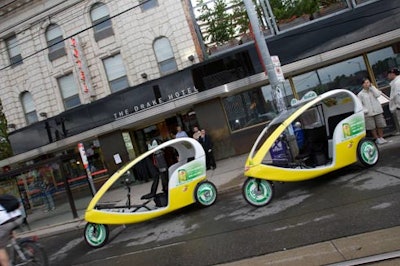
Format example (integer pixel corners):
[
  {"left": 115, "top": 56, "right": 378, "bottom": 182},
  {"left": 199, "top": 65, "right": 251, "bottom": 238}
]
[
  {"left": 84, "top": 223, "right": 109, "bottom": 248},
  {"left": 357, "top": 138, "right": 379, "bottom": 167},
  {"left": 242, "top": 178, "right": 274, "bottom": 207},
  {"left": 195, "top": 181, "right": 217, "bottom": 207}
]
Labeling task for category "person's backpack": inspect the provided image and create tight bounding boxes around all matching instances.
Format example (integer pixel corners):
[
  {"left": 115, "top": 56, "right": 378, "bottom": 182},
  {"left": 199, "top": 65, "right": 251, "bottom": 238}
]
[{"left": 0, "top": 194, "right": 20, "bottom": 212}]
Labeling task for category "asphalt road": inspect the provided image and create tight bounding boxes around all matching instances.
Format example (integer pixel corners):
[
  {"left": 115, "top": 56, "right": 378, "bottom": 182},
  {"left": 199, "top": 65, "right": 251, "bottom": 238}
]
[{"left": 40, "top": 142, "right": 400, "bottom": 266}]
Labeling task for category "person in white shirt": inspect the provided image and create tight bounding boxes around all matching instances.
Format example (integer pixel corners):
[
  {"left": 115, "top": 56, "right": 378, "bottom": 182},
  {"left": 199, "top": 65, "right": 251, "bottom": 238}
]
[
  {"left": 0, "top": 205, "right": 23, "bottom": 266},
  {"left": 387, "top": 68, "right": 400, "bottom": 133},
  {"left": 357, "top": 77, "right": 387, "bottom": 145}
]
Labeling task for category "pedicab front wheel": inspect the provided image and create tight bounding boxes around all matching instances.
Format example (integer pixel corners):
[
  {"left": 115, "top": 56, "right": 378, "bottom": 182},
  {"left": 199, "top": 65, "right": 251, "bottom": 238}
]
[
  {"left": 195, "top": 181, "right": 218, "bottom": 207},
  {"left": 357, "top": 138, "right": 379, "bottom": 167},
  {"left": 242, "top": 178, "right": 274, "bottom": 207},
  {"left": 84, "top": 223, "right": 109, "bottom": 248}
]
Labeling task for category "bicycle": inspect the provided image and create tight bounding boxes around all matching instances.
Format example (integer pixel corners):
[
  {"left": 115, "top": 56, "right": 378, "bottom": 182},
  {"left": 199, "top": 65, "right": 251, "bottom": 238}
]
[{"left": 6, "top": 222, "right": 49, "bottom": 266}]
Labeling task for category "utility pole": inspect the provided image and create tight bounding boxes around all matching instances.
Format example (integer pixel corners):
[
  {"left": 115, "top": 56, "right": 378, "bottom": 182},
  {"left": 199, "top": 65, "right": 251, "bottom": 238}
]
[{"left": 243, "top": 0, "right": 286, "bottom": 111}]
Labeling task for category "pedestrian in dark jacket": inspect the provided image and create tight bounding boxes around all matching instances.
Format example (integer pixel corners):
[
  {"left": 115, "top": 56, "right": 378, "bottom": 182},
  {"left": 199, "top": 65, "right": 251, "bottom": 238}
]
[{"left": 199, "top": 129, "right": 216, "bottom": 170}]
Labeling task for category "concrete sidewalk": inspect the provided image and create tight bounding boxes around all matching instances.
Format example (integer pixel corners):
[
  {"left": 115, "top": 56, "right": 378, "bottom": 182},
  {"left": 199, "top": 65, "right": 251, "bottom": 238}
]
[{"left": 16, "top": 135, "right": 400, "bottom": 265}]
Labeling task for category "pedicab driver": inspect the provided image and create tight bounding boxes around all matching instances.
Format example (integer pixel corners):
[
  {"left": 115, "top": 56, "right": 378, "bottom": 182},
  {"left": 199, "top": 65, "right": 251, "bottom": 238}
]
[
  {"left": 0, "top": 204, "right": 23, "bottom": 266},
  {"left": 141, "top": 138, "right": 169, "bottom": 200}
]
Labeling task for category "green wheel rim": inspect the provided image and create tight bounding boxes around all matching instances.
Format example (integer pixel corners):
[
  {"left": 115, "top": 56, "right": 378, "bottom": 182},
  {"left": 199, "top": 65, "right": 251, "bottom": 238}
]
[
  {"left": 85, "top": 224, "right": 107, "bottom": 247},
  {"left": 196, "top": 182, "right": 217, "bottom": 206},
  {"left": 244, "top": 179, "right": 273, "bottom": 206},
  {"left": 360, "top": 140, "right": 378, "bottom": 165}
]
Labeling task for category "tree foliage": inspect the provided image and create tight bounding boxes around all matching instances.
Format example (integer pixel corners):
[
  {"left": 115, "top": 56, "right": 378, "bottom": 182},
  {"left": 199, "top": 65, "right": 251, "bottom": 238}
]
[
  {"left": 0, "top": 102, "right": 13, "bottom": 160},
  {"left": 196, "top": 0, "right": 322, "bottom": 46},
  {"left": 197, "top": 0, "right": 235, "bottom": 45},
  {"left": 269, "top": 0, "right": 320, "bottom": 20}
]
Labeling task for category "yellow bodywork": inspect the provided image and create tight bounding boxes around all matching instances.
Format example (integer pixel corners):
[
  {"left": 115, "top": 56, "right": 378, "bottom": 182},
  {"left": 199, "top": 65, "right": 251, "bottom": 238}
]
[
  {"left": 84, "top": 137, "right": 208, "bottom": 225},
  {"left": 245, "top": 89, "right": 367, "bottom": 182},
  {"left": 85, "top": 176, "right": 206, "bottom": 225},
  {"left": 245, "top": 134, "right": 365, "bottom": 182}
]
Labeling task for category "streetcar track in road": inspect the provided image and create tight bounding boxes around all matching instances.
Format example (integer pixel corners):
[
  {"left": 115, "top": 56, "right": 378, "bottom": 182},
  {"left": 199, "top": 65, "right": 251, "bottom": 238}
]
[
  {"left": 74, "top": 241, "right": 187, "bottom": 265},
  {"left": 372, "top": 169, "right": 400, "bottom": 180}
]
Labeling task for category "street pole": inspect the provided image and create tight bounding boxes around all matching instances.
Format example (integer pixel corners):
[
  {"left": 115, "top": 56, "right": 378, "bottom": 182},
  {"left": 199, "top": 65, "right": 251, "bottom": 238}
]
[{"left": 243, "top": 0, "right": 286, "bottom": 111}]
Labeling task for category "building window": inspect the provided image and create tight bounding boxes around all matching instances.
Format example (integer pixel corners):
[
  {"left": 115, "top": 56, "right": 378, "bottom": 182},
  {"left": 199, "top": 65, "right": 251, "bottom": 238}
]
[
  {"left": 46, "top": 24, "right": 66, "bottom": 61},
  {"left": 57, "top": 73, "right": 81, "bottom": 109},
  {"left": 367, "top": 45, "right": 400, "bottom": 89},
  {"left": 223, "top": 88, "right": 278, "bottom": 131},
  {"left": 153, "top": 37, "right": 178, "bottom": 75},
  {"left": 292, "top": 56, "right": 367, "bottom": 98},
  {"left": 90, "top": 2, "right": 114, "bottom": 42},
  {"left": 139, "top": 0, "right": 158, "bottom": 11},
  {"left": 6, "top": 35, "right": 23, "bottom": 66},
  {"left": 21, "top": 91, "right": 38, "bottom": 125},
  {"left": 103, "top": 54, "right": 129, "bottom": 93}
]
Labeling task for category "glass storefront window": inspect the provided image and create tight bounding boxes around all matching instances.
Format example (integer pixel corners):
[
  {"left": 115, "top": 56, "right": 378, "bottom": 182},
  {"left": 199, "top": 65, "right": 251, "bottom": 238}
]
[
  {"left": 11, "top": 138, "right": 107, "bottom": 212},
  {"left": 293, "top": 56, "right": 367, "bottom": 97},
  {"left": 367, "top": 45, "right": 400, "bottom": 89},
  {"left": 261, "top": 79, "right": 293, "bottom": 110},
  {"left": 223, "top": 87, "right": 278, "bottom": 131}
]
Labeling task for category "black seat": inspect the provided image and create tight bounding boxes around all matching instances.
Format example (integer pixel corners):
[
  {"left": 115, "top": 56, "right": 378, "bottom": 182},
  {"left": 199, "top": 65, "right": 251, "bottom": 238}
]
[{"left": 298, "top": 126, "right": 328, "bottom": 166}]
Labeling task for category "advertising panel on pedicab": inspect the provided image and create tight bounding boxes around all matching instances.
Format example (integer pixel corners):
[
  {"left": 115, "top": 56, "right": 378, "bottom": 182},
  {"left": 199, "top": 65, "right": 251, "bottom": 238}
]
[
  {"left": 340, "top": 113, "right": 365, "bottom": 141},
  {"left": 174, "top": 160, "right": 206, "bottom": 186}
]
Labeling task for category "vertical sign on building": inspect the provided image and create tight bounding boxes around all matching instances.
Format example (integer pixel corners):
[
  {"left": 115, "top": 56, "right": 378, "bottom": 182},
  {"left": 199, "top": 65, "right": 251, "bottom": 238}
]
[
  {"left": 70, "top": 37, "right": 94, "bottom": 101},
  {"left": 78, "top": 142, "right": 96, "bottom": 196}
]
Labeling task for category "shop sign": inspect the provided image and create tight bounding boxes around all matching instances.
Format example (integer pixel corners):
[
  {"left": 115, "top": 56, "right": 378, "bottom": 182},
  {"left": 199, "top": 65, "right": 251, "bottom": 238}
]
[{"left": 113, "top": 86, "right": 199, "bottom": 120}]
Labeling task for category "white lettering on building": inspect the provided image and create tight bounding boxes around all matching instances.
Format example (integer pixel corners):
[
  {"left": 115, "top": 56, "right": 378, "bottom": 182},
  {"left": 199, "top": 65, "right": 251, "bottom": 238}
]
[{"left": 113, "top": 86, "right": 198, "bottom": 119}]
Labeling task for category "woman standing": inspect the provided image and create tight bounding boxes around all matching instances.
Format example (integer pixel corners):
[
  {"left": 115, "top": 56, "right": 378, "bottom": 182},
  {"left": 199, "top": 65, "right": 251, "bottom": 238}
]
[{"left": 357, "top": 77, "right": 387, "bottom": 144}]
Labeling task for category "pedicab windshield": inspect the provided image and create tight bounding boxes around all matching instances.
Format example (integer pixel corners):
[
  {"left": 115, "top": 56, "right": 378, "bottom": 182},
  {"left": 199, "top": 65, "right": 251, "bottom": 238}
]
[{"left": 250, "top": 102, "right": 309, "bottom": 157}]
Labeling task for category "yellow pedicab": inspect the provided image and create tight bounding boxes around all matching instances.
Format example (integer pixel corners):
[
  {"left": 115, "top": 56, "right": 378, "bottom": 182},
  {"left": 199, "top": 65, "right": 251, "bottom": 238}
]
[
  {"left": 84, "top": 137, "right": 217, "bottom": 248},
  {"left": 243, "top": 89, "right": 379, "bottom": 207}
]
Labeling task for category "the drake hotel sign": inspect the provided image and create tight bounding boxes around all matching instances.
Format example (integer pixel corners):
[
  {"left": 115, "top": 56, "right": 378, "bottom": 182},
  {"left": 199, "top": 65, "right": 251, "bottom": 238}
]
[{"left": 113, "top": 86, "right": 199, "bottom": 120}]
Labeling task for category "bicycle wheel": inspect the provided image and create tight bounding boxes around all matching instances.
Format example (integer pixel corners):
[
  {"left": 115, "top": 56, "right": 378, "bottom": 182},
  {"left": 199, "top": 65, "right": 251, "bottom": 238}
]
[
  {"left": 14, "top": 240, "right": 49, "bottom": 266},
  {"left": 242, "top": 178, "right": 274, "bottom": 207},
  {"left": 84, "top": 223, "right": 109, "bottom": 248},
  {"left": 194, "top": 181, "right": 217, "bottom": 207}
]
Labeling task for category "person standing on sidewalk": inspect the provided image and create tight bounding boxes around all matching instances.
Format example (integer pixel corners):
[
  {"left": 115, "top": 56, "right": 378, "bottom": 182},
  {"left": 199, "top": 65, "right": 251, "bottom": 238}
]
[
  {"left": 199, "top": 129, "right": 216, "bottom": 170},
  {"left": 387, "top": 68, "right": 400, "bottom": 133},
  {"left": 37, "top": 176, "right": 56, "bottom": 212},
  {"left": 357, "top": 77, "right": 387, "bottom": 145},
  {"left": 175, "top": 126, "right": 188, "bottom": 138},
  {"left": 192, "top": 126, "right": 201, "bottom": 141}
]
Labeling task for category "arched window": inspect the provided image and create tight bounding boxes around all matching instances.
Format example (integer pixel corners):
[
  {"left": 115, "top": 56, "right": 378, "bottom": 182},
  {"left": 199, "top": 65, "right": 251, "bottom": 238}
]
[
  {"left": 21, "top": 91, "right": 38, "bottom": 125},
  {"left": 90, "top": 2, "right": 114, "bottom": 41},
  {"left": 46, "top": 24, "right": 66, "bottom": 61},
  {"left": 153, "top": 37, "right": 177, "bottom": 75}
]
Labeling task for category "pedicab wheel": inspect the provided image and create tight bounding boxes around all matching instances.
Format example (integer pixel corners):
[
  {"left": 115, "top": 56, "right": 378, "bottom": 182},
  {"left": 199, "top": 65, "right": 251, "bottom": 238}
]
[
  {"left": 195, "top": 181, "right": 218, "bottom": 207},
  {"left": 84, "top": 223, "right": 109, "bottom": 248},
  {"left": 242, "top": 178, "right": 274, "bottom": 207},
  {"left": 357, "top": 138, "right": 379, "bottom": 167}
]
